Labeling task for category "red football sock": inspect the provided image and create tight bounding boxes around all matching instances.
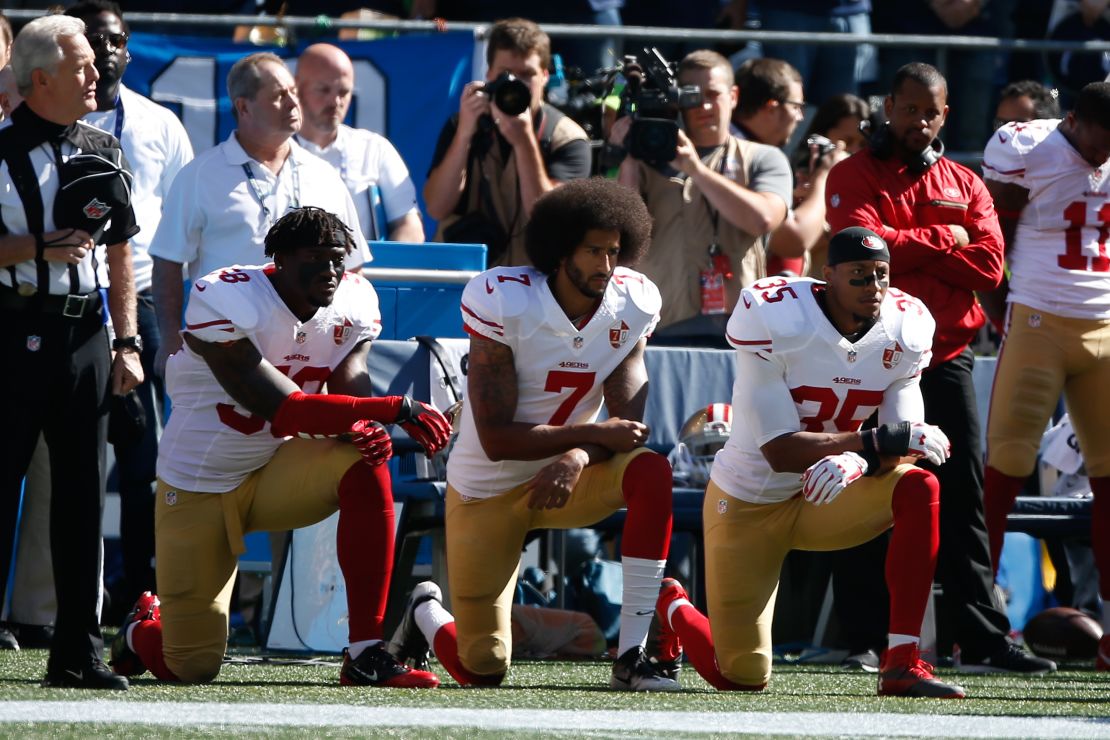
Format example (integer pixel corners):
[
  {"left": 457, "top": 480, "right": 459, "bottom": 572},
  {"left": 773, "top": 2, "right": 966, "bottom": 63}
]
[
  {"left": 130, "top": 620, "right": 178, "bottom": 682},
  {"left": 886, "top": 468, "right": 940, "bottom": 637},
  {"left": 431, "top": 622, "right": 504, "bottom": 687},
  {"left": 984, "top": 465, "right": 1024, "bottom": 578},
  {"left": 1088, "top": 477, "right": 1110, "bottom": 599},
  {"left": 337, "top": 461, "right": 394, "bottom": 643},
  {"left": 620, "top": 452, "right": 673, "bottom": 559},
  {"left": 270, "top": 391, "right": 403, "bottom": 438},
  {"left": 668, "top": 602, "right": 762, "bottom": 691}
]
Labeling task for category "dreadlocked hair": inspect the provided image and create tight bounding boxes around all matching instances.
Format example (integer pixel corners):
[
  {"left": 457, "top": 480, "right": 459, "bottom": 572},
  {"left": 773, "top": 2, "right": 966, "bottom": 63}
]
[{"left": 264, "top": 206, "right": 355, "bottom": 258}]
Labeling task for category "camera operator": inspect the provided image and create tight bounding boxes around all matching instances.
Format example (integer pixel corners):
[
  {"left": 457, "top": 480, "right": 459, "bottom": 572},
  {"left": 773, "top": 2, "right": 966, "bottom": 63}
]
[
  {"left": 612, "top": 50, "right": 791, "bottom": 329},
  {"left": 425, "top": 17, "right": 591, "bottom": 267}
]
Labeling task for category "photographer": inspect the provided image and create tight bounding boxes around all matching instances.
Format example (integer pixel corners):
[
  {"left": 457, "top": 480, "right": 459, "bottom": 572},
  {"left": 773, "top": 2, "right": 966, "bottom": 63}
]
[
  {"left": 613, "top": 50, "right": 791, "bottom": 329},
  {"left": 425, "top": 18, "right": 590, "bottom": 267}
]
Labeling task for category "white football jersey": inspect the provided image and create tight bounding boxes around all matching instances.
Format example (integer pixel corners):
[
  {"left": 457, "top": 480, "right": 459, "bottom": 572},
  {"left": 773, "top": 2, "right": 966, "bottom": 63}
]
[
  {"left": 710, "top": 277, "right": 935, "bottom": 504},
  {"left": 983, "top": 119, "right": 1110, "bottom": 319},
  {"left": 447, "top": 266, "right": 661, "bottom": 498},
  {"left": 158, "top": 265, "right": 382, "bottom": 492}
]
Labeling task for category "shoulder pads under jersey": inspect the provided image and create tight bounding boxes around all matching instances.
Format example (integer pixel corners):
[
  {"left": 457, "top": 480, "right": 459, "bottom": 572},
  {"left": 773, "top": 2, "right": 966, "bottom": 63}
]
[
  {"left": 882, "top": 287, "right": 935, "bottom": 354},
  {"left": 188, "top": 265, "right": 262, "bottom": 332},
  {"left": 610, "top": 268, "right": 662, "bottom": 316}
]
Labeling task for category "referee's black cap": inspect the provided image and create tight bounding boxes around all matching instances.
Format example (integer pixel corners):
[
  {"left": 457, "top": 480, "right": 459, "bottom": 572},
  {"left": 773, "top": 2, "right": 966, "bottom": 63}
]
[{"left": 53, "top": 147, "right": 134, "bottom": 245}]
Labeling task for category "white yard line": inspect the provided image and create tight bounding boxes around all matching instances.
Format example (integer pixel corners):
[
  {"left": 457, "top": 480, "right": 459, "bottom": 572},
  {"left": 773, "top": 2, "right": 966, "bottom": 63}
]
[{"left": 0, "top": 702, "right": 1107, "bottom": 738}]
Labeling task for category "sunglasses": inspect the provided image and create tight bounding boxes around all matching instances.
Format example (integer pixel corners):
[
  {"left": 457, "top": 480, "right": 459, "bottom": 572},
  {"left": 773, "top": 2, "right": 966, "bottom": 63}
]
[{"left": 86, "top": 32, "right": 128, "bottom": 50}]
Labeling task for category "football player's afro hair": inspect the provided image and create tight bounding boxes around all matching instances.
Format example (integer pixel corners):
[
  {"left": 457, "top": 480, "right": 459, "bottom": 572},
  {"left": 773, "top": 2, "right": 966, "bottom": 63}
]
[
  {"left": 525, "top": 178, "right": 652, "bottom": 275},
  {"left": 264, "top": 206, "right": 354, "bottom": 258}
]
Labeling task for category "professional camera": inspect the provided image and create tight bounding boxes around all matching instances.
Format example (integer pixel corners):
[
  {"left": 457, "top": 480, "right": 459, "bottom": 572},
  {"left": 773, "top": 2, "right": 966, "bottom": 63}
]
[
  {"left": 621, "top": 48, "right": 703, "bottom": 167},
  {"left": 482, "top": 71, "right": 531, "bottom": 116},
  {"left": 806, "top": 134, "right": 837, "bottom": 158}
]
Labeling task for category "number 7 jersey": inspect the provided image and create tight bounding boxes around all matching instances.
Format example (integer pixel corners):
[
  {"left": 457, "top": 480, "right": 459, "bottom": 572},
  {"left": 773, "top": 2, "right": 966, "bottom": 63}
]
[
  {"left": 157, "top": 265, "right": 382, "bottom": 493},
  {"left": 447, "top": 266, "right": 661, "bottom": 499},
  {"left": 710, "top": 277, "right": 935, "bottom": 504},
  {"left": 983, "top": 119, "right": 1110, "bottom": 319}
]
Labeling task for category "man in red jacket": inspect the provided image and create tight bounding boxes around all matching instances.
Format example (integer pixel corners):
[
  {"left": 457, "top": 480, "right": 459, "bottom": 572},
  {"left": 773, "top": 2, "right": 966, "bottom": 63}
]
[{"left": 824, "top": 63, "right": 1055, "bottom": 675}]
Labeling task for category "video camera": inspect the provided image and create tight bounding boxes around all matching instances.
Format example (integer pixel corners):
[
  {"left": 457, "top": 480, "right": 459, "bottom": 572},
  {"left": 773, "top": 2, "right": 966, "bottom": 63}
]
[{"left": 621, "top": 48, "right": 702, "bottom": 167}]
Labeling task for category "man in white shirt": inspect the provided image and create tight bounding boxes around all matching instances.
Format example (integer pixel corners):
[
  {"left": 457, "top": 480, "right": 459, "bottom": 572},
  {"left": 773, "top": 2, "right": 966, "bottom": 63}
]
[
  {"left": 149, "top": 52, "right": 371, "bottom": 377},
  {"left": 294, "top": 43, "right": 424, "bottom": 243},
  {"left": 981, "top": 81, "right": 1110, "bottom": 668},
  {"left": 654, "top": 227, "right": 967, "bottom": 698}
]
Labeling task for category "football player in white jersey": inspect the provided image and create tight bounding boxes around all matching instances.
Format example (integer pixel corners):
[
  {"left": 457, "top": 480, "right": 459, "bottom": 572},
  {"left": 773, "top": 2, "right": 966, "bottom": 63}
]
[
  {"left": 655, "top": 227, "right": 967, "bottom": 698},
  {"left": 982, "top": 81, "right": 1110, "bottom": 668},
  {"left": 388, "top": 178, "right": 679, "bottom": 691},
  {"left": 107, "top": 207, "right": 451, "bottom": 687}
]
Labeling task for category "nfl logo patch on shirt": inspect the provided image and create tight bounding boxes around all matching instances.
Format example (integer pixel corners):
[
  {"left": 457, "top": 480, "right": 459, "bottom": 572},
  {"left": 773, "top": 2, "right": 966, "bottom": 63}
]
[
  {"left": 83, "top": 197, "right": 111, "bottom": 220},
  {"left": 882, "top": 341, "right": 903, "bottom": 369},
  {"left": 26, "top": 335, "right": 41, "bottom": 352}
]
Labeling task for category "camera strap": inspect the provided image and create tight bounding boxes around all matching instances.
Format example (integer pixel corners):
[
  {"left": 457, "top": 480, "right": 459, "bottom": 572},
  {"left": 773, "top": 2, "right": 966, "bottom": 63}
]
[{"left": 698, "top": 145, "right": 729, "bottom": 245}]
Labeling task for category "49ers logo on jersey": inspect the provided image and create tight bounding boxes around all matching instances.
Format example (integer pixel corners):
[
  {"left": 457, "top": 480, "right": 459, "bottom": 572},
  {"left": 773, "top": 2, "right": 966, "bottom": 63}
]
[
  {"left": 609, "top": 320, "right": 630, "bottom": 348},
  {"left": 882, "top": 341, "right": 904, "bottom": 369},
  {"left": 333, "top": 317, "right": 353, "bottom": 345}
]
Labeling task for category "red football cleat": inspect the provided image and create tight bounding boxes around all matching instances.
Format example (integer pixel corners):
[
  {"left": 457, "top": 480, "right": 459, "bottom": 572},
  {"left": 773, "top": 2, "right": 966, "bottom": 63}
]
[
  {"left": 1097, "top": 634, "right": 1110, "bottom": 671},
  {"left": 340, "top": 643, "right": 440, "bottom": 688},
  {"left": 878, "top": 643, "right": 966, "bottom": 699},
  {"left": 655, "top": 578, "right": 686, "bottom": 666},
  {"left": 109, "top": 591, "right": 161, "bottom": 677}
]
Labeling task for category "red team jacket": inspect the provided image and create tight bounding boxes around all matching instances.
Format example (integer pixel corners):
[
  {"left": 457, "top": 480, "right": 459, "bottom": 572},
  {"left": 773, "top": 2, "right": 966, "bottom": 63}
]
[{"left": 824, "top": 149, "right": 1005, "bottom": 366}]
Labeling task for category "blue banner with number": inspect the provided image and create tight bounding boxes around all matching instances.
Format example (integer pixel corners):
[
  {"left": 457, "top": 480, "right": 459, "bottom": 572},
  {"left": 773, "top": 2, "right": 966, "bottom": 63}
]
[{"left": 122, "top": 31, "right": 477, "bottom": 208}]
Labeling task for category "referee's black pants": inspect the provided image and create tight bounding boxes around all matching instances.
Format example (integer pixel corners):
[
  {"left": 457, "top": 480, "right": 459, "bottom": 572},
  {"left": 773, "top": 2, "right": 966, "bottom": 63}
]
[
  {"left": 918, "top": 347, "right": 1012, "bottom": 658},
  {"left": 0, "top": 306, "right": 110, "bottom": 666}
]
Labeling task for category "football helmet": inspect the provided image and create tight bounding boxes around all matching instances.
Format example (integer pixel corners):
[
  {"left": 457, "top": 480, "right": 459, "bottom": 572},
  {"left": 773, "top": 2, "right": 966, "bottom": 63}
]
[{"left": 669, "top": 403, "right": 732, "bottom": 487}]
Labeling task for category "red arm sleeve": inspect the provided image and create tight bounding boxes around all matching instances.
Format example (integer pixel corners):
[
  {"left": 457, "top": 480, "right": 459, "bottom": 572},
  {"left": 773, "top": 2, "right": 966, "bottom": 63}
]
[
  {"left": 825, "top": 157, "right": 957, "bottom": 273},
  {"left": 917, "top": 177, "right": 1005, "bottom": 292},
  {"left": 270, "top": 391, "right": 404, "bottom": 438}
]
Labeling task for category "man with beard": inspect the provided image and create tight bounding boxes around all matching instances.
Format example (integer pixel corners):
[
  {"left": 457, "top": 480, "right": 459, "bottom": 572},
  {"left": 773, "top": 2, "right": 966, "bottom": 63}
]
[{"left": 824, "top": 62, "right": 1054, "bottom": 676}]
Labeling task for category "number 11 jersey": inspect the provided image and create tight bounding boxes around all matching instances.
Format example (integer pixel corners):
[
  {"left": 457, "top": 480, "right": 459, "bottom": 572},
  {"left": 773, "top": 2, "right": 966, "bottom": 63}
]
[{"left": 983, "top": 119, "right": 1110, "bottom": 319}]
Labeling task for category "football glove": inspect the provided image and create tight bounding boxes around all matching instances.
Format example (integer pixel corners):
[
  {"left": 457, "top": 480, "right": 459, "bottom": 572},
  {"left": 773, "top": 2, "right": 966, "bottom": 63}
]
[
  {"left": 395, "top": 396, "right": 452, "bottom": 457},
  {"left": 906, "top": 421, "right": 951, "bottom": 466},
  {"left": 349, "top": 419, "right": 393, "bottom": 467},
  {"left": 801, "top": 451, "right": 867, "bottom": 506}
]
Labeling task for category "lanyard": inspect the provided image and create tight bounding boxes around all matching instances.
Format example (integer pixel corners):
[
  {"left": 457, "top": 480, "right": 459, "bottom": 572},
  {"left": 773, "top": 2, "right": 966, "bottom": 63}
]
[
  {"left": 242, "top": 156, "right": 300, "bottom": 227},
  {"left": 113, "top": 95, "right": 124, "bottom": 142},
  {"left": 700, "top": 145, "right": 728, "bottom": 245}
]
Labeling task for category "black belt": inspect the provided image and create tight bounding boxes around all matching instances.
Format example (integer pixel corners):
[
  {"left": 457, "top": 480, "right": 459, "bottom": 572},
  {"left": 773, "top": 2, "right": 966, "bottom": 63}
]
[{"left": 0, "top": 284, "right": 103, "bottom": 318}]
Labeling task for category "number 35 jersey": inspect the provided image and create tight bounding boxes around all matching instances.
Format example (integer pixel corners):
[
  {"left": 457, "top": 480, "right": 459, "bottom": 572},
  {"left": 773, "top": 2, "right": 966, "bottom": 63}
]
[
  {"left": 983, "top": 119, "right": 1110, "bottom": 319},
  {"left": 158, "top": 265, "right": 382, "bottom": 493},
  {"left": 447, "top": 266, "right": 661, "bottom": 499},
  {"left": 710, "top": 277, "right": 935, "bottom": 504}
]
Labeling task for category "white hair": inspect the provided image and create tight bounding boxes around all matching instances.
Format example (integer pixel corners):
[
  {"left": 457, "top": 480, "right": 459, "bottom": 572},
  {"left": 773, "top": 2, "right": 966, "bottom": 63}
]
[{"left": 11, "top": 15, "right": 86, "bottom": 96}]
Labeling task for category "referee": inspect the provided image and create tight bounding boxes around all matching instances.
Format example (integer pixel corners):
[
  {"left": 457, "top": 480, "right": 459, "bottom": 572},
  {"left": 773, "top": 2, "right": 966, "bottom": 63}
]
[{"left": 0, "top": 15, "right": 141, "bottom": 689}]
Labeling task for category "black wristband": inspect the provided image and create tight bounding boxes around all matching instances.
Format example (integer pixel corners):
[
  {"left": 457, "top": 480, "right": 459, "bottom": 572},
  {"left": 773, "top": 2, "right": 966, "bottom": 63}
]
[
  {"left": 394, "top": 395, "right": 414, "bottom": 424},
  {"left": 858, "top": 429, "right": 881, "bottom": 476},
  {"left": 875, "top": 422, "right": 912, "bottom": 456}
]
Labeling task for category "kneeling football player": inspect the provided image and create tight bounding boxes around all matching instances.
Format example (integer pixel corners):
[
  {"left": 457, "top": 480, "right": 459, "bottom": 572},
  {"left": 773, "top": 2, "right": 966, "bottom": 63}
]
[
  {"left": 656, "top": 227, "right": 966, "bottom": 698},
  {"left": 110, "top": 207, "right": 451, "bottom": 686}
]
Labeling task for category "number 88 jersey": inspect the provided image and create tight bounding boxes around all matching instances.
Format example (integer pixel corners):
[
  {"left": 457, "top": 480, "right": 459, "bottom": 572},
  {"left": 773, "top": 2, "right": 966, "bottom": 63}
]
[
  {"left": 983, "top": 119, "right": 1110, "bottom": 319},
  {"left": 709, "top": 277, "right": 935, "bottom": 504}
]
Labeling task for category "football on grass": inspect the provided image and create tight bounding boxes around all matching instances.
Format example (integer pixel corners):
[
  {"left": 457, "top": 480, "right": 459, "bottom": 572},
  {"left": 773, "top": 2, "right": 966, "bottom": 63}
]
[{"left": 1022, "top": 607, "right": 1103, "bottom": 660}]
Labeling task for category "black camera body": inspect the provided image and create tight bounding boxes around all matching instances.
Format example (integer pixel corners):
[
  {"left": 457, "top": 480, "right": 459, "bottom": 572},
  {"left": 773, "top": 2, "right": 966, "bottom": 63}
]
[
  {"left": 806, "top": 134, "right": 837, "bottom": 158},
  {"left": 482, "top": 71, "right": 531, "bottom": 117},
  {"left": 622, "top": 48, "right": 702, "bottom": 167}
]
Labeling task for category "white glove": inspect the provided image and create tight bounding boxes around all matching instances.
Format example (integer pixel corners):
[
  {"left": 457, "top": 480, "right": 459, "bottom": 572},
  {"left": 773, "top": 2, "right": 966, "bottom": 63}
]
[
  {"left": 801, "top": 452, "right": 867, "bottom": 506},
  {"left": 906, "top": 422, "right": 951, "bottom": 466}
]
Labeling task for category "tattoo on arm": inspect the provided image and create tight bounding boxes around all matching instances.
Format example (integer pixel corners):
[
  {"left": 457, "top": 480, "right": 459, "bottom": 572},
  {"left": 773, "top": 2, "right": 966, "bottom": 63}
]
[
  {"left": 467, "top": 335, "right": 518, "bottom": 428},
  {"left": 602, "top": 339, "right": 649, "bottom": 421},
  {"left": 183, "top": 334, "right": 297, "bottom": 419}
]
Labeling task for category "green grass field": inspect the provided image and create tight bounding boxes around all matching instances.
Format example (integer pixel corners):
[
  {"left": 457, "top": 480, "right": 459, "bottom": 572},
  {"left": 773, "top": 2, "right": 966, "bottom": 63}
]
[{"left": 0, "top": 644, "right": 1107, "bottom": 738}]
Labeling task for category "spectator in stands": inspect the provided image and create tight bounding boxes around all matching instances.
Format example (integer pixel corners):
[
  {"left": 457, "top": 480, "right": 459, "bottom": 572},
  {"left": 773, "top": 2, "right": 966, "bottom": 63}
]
[
  {"left": 294, "top": 43, "right": 424, "bottom": 243},
  {"left": 760, "top": 0, "right": 876, "bottom": 101},
  {"left": 613, "top": 50, "right": 791, "bottom": 329},
  {"left": 388, "top": 178, "right": 678, "bottom": 692},
  {"left": 825, "top": 63, "right": 1055, "bottom": 675},
  {"left": 980, "top": 80, "right": 1110, "bottom": 669},
  {"left": 424, "top": 18, "right": 591, "bottom": 267},
  {"left": 994, "top": 80, "right": 1061, "bottom": 131},
  {"left": 149, "top": 52, "right": 370, "bottom": 377}
]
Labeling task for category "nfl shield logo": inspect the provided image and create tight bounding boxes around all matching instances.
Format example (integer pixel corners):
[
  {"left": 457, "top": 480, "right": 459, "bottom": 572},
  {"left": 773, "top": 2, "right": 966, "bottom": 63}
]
[
  {"left": 83, "top": 198, "right": 110, "bottom": 220},
  {"left": 295, "top": 330, "right": 307, "bottom": 344},
  {"left": 573, "top": 336, "right": 584, "bottom": 349},
  {"left": 882, "top": 341, "right": 904, "bottom": 369},
  {"left": 609, "top": 320, "right": 630, "bottom": 348},
  {"left": 165, "top": 490, "right": 177, "bottom": 506},
  {"left": 333, "top": 318, "right": 353, "bottom": 345},
  {"left": 26, "top": 335, "right": 41, "bottom": 352},
  {"left": 717, "top": 499, "right": 728, "bottom": 515}
]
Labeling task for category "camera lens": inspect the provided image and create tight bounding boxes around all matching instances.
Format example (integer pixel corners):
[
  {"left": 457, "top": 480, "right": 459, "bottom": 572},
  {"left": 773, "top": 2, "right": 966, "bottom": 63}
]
[{"left": 484, "top": 73, "right": 531, "bottom": 117}]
